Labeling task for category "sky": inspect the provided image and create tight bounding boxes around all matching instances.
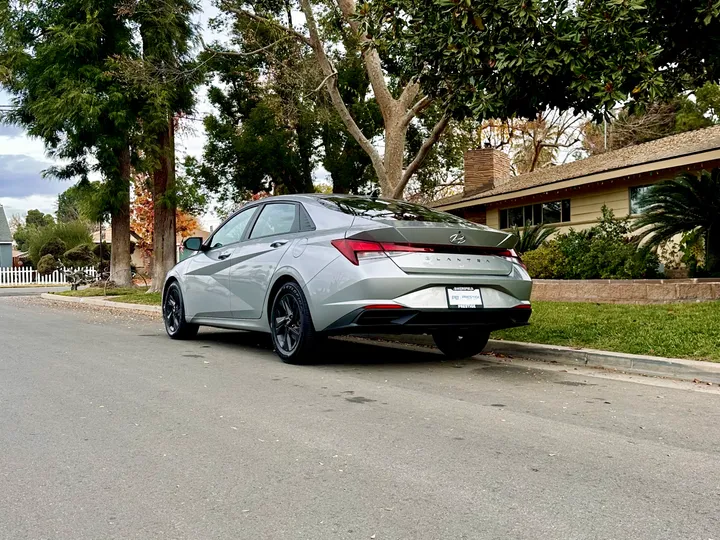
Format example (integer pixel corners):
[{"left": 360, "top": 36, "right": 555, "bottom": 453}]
[{"left": 0, "top": 0, "right": 222, "bottom": 228}]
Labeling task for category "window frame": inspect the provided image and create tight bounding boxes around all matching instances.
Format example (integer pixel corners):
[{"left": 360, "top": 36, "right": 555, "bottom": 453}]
[
  {"left": 247, "top": 201, "right": 302, "bottom": 240},
  {"left": 629, "top": 185, "right": 653, "bottom": 215},
  {"left": 204, "top": 204, "right": 261, "bottom": 251},
  {"left": 499, "top": 199, "right": 572, "bottom": 230}
]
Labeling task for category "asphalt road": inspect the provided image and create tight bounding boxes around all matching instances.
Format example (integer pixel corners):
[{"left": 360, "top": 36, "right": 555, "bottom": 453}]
[
  {"left": 0, "top": 286, "right": 68, "bottom": 297},
  {"left": 1, "top": 297, "right": 719, "bottom": 540}
]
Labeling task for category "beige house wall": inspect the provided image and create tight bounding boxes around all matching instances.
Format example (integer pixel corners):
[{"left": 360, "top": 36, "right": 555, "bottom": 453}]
[{"left": 484, "top": 172, "right": 683, "bottom": 234}]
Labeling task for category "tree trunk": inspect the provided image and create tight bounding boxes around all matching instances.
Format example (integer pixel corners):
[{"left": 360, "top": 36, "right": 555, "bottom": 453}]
[
  {"left": 385, "top": 115, "right": 407, "bottom": 198},
  {"left": 707, "top": 225, "right": 720, "bottom": 273},
  {"left": 148, "top": 120, "right": 177, "bottom": 293},
  {"left": 110, "top": 145, "right": 133, "bottom": 287}
]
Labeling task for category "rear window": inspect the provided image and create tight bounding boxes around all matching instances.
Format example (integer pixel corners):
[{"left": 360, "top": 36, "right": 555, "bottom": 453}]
[{"left": 318, "top": 197, "right": 469, "bottom": 225}]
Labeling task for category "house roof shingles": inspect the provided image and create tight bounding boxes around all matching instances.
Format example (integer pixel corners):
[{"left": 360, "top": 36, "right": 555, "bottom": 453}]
[
  {"left": 0, "top": 205, "right": 12, "bottom": 243},
  {"left": 435, "top": 125, "right": 720, "bottom": 208}
]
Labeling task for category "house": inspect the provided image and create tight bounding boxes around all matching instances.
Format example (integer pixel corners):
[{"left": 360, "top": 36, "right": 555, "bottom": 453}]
[
  {"left": 433, "top": 125, "right": 720, "bottom": 233},
  {"left": 91, "top": 225, "right": 212, "bottom": 268},
  {"left": 91, "top": 228, "right": 147, "bottom": 272},
  {"left": 0, "top": 204, "right": 12, "bottom": 268},
  {"left": 178, "top": 226, "right": 211, "bottom": 261}
]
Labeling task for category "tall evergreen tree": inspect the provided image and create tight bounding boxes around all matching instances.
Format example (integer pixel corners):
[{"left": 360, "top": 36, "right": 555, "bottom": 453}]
[
  {"left": 119, "top": 0, "right": 200, "bottom": 291},
  {"left": 0, "top": 0, "right": 139, "bottom": 286}
]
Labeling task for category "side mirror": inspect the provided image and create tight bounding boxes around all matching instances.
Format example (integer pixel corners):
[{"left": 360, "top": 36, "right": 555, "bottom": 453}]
[{"left": 183, "top": 237, "right": 204, "bottom": 252}]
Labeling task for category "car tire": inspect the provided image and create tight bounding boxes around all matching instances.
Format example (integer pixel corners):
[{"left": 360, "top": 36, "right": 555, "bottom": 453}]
[
  {"left": 163, "top": 281, "right": 199, "bottom": 340},
  {"left": 432, "top": 330, "right": 490, "bottom": 359},
  {"left": 270, "top": 282, "right": 319, "bottom": 364}
]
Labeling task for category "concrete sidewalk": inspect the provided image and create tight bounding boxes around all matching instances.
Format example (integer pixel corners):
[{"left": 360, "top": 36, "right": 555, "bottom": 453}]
[{"left": 40, "top": 292, "right": 720, "bottom": 385}]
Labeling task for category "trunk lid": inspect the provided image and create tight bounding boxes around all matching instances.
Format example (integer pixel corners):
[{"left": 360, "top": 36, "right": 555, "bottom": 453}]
[{"left": 348, "top": 220, "right": 517, "bottom": 276}]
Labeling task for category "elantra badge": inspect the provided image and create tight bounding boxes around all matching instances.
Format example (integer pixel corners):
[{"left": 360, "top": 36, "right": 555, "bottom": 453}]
[{"left": 449, "top": 232, "right": 466, "bottom": 244}]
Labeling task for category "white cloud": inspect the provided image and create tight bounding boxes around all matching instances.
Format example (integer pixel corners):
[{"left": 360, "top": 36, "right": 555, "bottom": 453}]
[{"left": 0, "top": 194, "right": 58, "bottom": 219}]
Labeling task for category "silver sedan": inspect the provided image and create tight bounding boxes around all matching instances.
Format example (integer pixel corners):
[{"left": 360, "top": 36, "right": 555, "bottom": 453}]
[{"left": 163, "top": 195, "right": 532, "bottom": 363}]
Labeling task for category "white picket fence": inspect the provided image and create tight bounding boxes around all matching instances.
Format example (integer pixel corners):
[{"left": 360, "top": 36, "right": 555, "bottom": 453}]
[{"left": 0, "top": 266, "right": 97, "bottom": 286}]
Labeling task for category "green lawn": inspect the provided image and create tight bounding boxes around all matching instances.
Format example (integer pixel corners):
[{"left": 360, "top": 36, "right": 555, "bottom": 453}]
[
  {"left": 54, "top": 287, "right": 161, "bottom": 306},
  {"left": 493, "top": 301, "right": 720, "bottom": 361}
]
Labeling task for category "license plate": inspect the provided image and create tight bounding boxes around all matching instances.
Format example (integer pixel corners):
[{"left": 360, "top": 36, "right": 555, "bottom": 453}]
[{"left": 447, "top": 287, "right": 483, "bottom": 308}]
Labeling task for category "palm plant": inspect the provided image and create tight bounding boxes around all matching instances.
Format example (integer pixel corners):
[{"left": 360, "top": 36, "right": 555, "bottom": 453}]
[
  {"left": 511, "top": 222, "right": 557, "bottom": 254},
  {"left": 634, "top": 169, "right": 720, "bottom": 272}
]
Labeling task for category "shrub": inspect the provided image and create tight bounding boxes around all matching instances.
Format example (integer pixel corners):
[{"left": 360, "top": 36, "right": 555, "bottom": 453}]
[
  {"left": 27, "top": 220, "right": 92, "bottom": 266},
  {"left": 510, "top": 223, "right": 557, "bottom": 254},
  {"left": 63, "top": 244, "right": 96, "bottom": 267},
  {"left": 523, "top": 243, "right": 567, "bottom": 279},
  {"left": 523, "top": 206, "right": 661, "bottom": 280},
  {"left": 93, "top": 241, "right": 111, "bottom": 261},
  {"left": 39, "top": 237, "right": 67, "bottom": 260},
  {"left": 37, "top": 254, "right": 60, "bottom": 276}
]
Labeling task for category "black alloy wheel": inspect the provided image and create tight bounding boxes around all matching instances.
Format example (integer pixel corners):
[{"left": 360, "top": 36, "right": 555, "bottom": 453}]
[
  {"left": 163, "top": 282, "right": 199, "bottom": 340},
  {"left": 270, "top": 282, "right": 318, "bottom": 363}
]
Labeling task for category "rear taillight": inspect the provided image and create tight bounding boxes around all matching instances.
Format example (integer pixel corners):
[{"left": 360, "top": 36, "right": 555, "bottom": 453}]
[
  {"left": 497, "top": 249, "right": 527, "bottom": 270},
  {"left": 331, "top": 239, "right": 433, "bottom": 265}
]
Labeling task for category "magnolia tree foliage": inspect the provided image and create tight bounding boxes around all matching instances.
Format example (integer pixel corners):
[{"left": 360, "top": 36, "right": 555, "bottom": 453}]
[{"left": 219, "top": 0, "right": 720, "bottom": 199}]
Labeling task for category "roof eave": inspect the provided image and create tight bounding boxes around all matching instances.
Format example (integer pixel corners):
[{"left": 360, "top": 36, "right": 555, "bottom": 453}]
[{"left": 436, "top": 147, "right": 720, "bottom": 211}]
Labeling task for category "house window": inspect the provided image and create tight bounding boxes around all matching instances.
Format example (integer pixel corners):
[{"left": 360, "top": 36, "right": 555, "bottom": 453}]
[
  {"left": 499, "top": 199, "right": 571, "bottom": 229},
  {"left": 629, "top": 185, "right": 653, "bottom": 215}
]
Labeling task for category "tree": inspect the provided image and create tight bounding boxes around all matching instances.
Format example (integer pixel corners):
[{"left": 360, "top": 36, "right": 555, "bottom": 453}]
[
  {"left": 0, "top": 0, "right": 139, "bottom": 286},
  {"left": 193, "top": 9, "right": 381, "bottom": 201},
  {"left": 221, "top": 0, "right": 708, "bottom": 199},
  {"left": 118, "top": 0, "right": 200, "bottom": 292},
  {"left": 25, "top": 210, "right": 54, "bottom": 228},
  {"left": 56, "top": 182, "right": 101, "bottom": 223},
  {"left": 131, "top": 179, "right": 200, "bottom": 274},
  {"left": 186, "top": 49, "right": 317, "bottom": 204},
  {"left": 583, "top": 86, "right": 719, "bottom": 155},
  {"left": 634, "top": 169, "right": 720, "bottom": 273}
]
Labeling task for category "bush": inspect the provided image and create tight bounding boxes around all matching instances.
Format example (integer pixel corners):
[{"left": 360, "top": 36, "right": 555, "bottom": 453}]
[
  {"left": 523, "top": 206, "right": 661, "bottom": 280},
  {"left": 39, "top": 237, "right": 67, "bottom": 260},
  {"left": 63, "top": 244, "right": 96, "bottom": 267},
  {"left": 27, "top": 220, "right": 92, "bottom": 266},
  {"left": 93, "top": 241, "right": 111, "bottom": 261},
  {"left": 37, "top": 254, "right": 60, "bottom": 276},
  {"left": 510, "top": 223, "right": 557, "bottom": 254},
  {"left": 523, "top": 243, "right": 567, "bottom": 279}
]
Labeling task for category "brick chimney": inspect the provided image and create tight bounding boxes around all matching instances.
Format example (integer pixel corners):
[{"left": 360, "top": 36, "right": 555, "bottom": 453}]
[{"left": 463, "top": 148, "right": 511, "bottom": 197}]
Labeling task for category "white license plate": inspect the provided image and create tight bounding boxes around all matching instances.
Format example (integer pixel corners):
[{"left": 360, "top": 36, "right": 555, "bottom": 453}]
[{"left": 447, "top": 287, "right": 483, "bottom": 308}]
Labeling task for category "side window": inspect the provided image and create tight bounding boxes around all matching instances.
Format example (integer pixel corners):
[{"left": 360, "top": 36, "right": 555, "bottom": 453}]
[
  {"left": 249, "top": 204, "right": 298, "bottom": 239},
  {"left": 209, "top": 207, "right": 258, "bottom": 249},
  {"left": 630, "top": 185, "right": 652, "bottom": 215}
]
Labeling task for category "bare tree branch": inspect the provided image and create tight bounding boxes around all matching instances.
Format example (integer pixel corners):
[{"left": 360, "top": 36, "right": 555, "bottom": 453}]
[
  {"left": 298, "top": 0, "right": 387, "bottom": 188},
  {"left": 403, "top": 95, "right": 433, "bottom": 125},
  {"left": 203, "top": 36, "right": 293, "bottom": 57},
  {"left": 399, "top": 81, "right": 421, "bottom": 109},
  {"left": 309, "top": 70, "right": 338, "bottom": 94},
  {"left": 395, "top": 114, "right": 450, "bottom": 198}
]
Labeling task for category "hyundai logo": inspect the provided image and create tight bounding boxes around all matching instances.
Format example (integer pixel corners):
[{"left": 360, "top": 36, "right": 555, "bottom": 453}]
[{"left": 449, "top": 232, "right": 466, "bottom": 244}]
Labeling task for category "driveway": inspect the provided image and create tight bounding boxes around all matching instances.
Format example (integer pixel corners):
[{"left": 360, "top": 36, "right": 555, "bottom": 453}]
[{"left": 1, "top": 296, "right": 719, "bottom": 539}]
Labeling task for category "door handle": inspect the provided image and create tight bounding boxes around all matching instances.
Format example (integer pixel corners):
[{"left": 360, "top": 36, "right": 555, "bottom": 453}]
[
  {"left": 270, "top": 240, "right": 289, "bottom": 248},
  {"left": 218, "top": 250, "right": 232, "bottom": 260}
]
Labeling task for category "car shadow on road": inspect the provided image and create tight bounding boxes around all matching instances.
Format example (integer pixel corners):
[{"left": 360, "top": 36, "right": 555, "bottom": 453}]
[{"left": 193, "top": 329, "right": 500, "bottom": 368}]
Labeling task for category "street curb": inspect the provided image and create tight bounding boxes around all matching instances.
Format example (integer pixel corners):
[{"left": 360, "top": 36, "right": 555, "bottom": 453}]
[
  {"left": 41, "top": 293, "right": 162, "bottom": 314},
  {"left": 366, "top": 334, "right": 720, "bottom": 385},
  {"left": 39, "top": 294, "right": 720, "bottom": 384}
]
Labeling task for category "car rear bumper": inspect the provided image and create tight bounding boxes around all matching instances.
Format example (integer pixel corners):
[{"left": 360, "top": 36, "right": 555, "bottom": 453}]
[{"left": 323, "top": 306, "right": 532, "bottom": 335}]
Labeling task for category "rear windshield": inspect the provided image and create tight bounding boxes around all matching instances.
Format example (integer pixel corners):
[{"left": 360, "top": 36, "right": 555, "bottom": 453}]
[{"left": 318, "top": 197, "right": 469, "bottom": 224}]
